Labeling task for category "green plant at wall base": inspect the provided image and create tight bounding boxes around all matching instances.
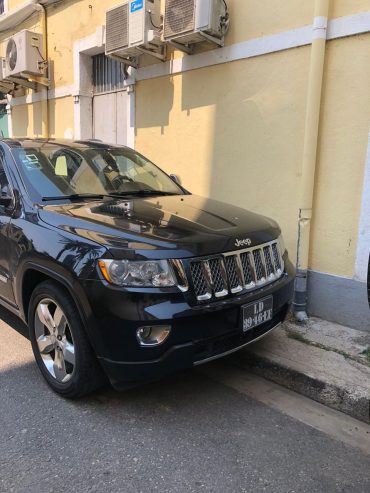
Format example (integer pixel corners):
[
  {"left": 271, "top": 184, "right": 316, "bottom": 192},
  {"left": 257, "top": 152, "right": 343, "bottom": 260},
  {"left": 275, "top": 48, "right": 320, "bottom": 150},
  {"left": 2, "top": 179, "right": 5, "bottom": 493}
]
[
  {"left": 286, "top": 329, "right": 369, "bottom": 366},
  {"left": 287, "top": 331, "right": 308, "bottom": 344},
  {"left": 361, "top": 348, "right": 370, "bottom": 363}
]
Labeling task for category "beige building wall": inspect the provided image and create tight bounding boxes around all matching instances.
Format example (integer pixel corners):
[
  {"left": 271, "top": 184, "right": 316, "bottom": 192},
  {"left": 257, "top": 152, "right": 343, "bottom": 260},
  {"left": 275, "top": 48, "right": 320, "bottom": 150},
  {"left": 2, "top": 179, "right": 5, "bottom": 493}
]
[{"left": 136, "top": 46, "right": 311, "bottom": 268}]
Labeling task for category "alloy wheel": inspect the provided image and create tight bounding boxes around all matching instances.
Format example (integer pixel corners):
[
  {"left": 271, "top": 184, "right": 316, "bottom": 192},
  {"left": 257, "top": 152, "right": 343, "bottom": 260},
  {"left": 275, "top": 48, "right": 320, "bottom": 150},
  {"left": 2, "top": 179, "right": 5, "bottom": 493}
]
[{"left": 34, "top": 298, "right": 75, "bottom": 383}]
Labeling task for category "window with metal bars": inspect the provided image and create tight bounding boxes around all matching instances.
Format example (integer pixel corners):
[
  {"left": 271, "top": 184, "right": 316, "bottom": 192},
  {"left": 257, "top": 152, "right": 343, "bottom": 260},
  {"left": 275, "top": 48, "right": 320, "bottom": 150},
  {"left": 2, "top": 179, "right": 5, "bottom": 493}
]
[{"left": 92, "top": 54, "right": 126, "bottom": 94}]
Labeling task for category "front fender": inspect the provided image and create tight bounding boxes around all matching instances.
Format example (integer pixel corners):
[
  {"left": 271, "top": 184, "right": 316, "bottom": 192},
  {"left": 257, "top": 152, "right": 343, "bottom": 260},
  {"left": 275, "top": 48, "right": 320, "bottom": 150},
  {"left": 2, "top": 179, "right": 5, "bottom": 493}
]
[{"left": 14, "top": 257, "right": 109, "bottom": 358}]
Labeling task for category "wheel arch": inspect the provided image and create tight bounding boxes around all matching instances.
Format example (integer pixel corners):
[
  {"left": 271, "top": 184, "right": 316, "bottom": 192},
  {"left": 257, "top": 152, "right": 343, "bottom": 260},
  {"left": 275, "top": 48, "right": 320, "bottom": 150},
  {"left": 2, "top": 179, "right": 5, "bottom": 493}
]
[{"left": 18, "top": 263, "right": 103, "bottom": 356}]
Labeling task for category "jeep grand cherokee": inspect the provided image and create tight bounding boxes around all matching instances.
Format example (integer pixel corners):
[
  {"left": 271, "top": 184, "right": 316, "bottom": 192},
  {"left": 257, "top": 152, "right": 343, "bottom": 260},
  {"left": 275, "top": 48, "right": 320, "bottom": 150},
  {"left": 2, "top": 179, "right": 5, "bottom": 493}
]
[{"left": 0, "top": 139, "right": 294, "bottom": 397}]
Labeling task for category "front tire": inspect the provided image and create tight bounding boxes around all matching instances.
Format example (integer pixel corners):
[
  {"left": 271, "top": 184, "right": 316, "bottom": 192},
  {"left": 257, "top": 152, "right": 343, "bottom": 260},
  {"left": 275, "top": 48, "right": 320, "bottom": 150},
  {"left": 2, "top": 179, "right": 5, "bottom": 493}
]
[{"left": 28, "top": 280, "right": 105, "bottom": 398}]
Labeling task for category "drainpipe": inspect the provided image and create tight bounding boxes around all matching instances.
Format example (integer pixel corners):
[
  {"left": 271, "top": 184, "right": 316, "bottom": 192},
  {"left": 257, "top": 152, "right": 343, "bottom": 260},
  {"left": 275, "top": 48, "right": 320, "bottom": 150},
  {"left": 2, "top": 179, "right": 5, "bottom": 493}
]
[
  {"left": 35, "top": 2, "right": 49, "bottom": 139},
  {"left": 293, "top": 0, "right": 330, "bottom": 322}
]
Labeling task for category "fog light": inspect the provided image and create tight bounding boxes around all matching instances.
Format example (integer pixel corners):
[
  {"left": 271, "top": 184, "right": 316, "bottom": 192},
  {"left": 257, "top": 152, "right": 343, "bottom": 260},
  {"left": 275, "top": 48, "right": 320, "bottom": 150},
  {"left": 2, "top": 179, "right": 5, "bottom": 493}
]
[{"left": 136, "top": 326, "right": 171, "bottom": 347}]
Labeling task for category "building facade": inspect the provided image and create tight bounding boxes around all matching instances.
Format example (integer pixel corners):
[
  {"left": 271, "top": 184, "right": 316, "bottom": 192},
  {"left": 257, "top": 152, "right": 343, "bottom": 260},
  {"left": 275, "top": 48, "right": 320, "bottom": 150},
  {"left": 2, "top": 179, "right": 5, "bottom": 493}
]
[{"left": 1, "top": 0, "right": 370, "bottom": 330}]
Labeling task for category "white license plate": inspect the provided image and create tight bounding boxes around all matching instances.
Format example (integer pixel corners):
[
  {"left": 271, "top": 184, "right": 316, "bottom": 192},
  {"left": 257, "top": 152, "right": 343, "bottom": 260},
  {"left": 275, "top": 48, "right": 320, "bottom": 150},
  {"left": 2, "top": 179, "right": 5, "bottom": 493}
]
[{"left": 242, "top": 296, "right": 273, "bottom": 333}]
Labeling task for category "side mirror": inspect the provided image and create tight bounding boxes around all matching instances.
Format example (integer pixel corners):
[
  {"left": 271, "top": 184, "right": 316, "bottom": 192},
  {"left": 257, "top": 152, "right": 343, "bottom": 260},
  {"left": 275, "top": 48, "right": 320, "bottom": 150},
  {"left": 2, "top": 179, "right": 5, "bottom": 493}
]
[
  {"left": 170, "top": 174, "right": 181, "bottom": 186},
  {"left": 0, "top": 190, "right": 12, "bottom": 209},
  {"left": 0, "top": 197, "right": 12, "bottom": 208}
]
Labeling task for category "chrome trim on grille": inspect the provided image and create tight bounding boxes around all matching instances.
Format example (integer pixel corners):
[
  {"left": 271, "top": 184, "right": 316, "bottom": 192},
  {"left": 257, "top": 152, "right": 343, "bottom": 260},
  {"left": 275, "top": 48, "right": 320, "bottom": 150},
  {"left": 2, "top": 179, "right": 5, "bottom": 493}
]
[
  {"left": 189, "top": 239, "right": 284, "bottom": 302},
  {"left": 171, "top": 259, "right": 189, "bottom": 292}
]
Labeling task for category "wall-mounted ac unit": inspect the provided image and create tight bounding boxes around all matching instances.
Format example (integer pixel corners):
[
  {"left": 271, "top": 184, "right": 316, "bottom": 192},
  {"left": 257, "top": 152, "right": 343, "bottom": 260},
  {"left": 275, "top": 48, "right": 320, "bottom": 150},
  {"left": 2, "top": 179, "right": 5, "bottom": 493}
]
[
  {"left": 3, "top": 30, "right": 44, "bottom": 78},
  {"left": 0, "top": 57, "right": 13, "bottom": 93},
  {"left": 106, "top": 0, "right": 165, "bottom": 62},
  {"left": 164, "top": 0, "right": 228, "bottom": 49},
  {"left": 0, "top": 58, "right": 6, "bottom": 82}
]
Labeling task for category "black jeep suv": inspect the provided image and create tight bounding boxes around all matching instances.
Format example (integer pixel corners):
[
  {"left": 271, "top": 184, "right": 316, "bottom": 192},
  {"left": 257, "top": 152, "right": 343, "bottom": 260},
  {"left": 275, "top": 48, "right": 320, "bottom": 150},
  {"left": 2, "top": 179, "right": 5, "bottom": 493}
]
[{"left": 0, "top": 139, "right": 294, "bottom": 397}]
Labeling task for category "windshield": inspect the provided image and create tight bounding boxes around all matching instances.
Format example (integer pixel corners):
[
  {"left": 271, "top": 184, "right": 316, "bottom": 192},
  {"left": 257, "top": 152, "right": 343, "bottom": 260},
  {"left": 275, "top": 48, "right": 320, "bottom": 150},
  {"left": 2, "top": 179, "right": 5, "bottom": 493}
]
[{"left": 11, "top": 145, "right": 184, "bottom": 202}]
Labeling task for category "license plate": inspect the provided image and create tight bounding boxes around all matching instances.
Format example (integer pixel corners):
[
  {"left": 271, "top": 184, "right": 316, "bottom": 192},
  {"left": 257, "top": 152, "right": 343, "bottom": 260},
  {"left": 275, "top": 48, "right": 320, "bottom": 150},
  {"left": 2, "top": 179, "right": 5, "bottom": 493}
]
[{"left": 242, "top": 296, "right": 273, "bottom": 333}]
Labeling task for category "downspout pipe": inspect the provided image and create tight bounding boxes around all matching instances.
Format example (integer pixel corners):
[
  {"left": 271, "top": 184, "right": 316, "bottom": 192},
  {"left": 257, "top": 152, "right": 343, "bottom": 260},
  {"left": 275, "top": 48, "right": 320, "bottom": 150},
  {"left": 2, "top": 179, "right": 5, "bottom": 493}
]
[
  {"left": 293, "top": 0, "right": 330, "bottom": 322},
  {"left": 35, "top": 2, "right": 49, "bottom": 139}
]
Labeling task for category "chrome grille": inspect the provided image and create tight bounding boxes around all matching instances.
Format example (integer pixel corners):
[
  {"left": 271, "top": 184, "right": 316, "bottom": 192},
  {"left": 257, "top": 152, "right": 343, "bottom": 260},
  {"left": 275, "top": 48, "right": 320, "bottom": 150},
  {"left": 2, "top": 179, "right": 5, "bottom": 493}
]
[
  {"left": 253, "top": 249, "right": 265, "bottom": 281},
  {"left": 240, "top": 252, "right": 254, "bottom": 286},
  {"left": 208, "top": 258, "right": 228, "bottom": 298},
  {"left": 190, "top": 262, "right": 210, "bottom": 301},
  {"left": 272, "top": 243, "right": 282, "bottom": 271},
  {"left": 263, "top": 245, "right": 275, "bottom": 278},
  {"left": 224, "top": 255, "right": 242, "bottom": 293},
  {"left": 189, "top": 240, "right": 284, "bottom": 302}
]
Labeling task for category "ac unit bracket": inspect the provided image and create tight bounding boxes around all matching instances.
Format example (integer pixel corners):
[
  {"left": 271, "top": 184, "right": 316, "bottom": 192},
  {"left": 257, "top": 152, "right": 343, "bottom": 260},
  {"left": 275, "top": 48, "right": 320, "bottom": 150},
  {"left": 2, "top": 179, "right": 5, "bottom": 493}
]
[
  {"left": 198, "top": 31, "right": 224, "bottom": 47},
  {"left": 168, "top": 40, "right": 194, "bottom": 55},
  {"left": 108, "top": 53, "right": 139, "bottom": 69},
  {"left": 0, "top": 81, "right": 14, "bottom": 93},
  {"left": 6, "top": 76, "right": 37, "bottom": 91},
  {"left": 136, "top": 44, "right": 167, "bottom": 62},
  {"left": 25, "top": 73, "right": 50, "bottom": 87}
]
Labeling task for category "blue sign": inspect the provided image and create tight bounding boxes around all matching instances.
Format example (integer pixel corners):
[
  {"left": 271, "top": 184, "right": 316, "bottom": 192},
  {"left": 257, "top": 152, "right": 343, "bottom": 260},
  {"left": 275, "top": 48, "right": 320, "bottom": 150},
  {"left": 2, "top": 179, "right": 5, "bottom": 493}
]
[{"left": 131, "top": 0, "right": 143, "bottom": 13}]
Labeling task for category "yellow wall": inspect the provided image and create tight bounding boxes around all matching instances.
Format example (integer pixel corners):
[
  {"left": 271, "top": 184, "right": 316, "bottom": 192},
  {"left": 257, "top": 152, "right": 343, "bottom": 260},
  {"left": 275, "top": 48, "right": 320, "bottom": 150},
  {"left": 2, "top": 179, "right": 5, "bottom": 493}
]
[
  {"left": 330, "top": 0, "right": 370, "bottom": 18},
  {"left": 136, "top": 46, "right": 311, "bottom": 263},
  {"left": 11, "top": 96, "right": 74, "bottom": 138},
  {"left": 310, "top": 33, "right": 370, "bottom": 277}
]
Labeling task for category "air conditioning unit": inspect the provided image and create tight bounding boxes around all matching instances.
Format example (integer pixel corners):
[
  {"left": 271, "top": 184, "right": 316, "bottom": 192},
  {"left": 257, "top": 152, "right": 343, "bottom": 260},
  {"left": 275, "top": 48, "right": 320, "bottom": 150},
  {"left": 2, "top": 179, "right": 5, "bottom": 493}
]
[
  {"left": 105, "top": 0, "right": 165, "bottom": 62},
  {"left": 164, "top": 0, "right": 229, "bottom": 48},
  {"left": 3, "top": 30, "right": 44, "bottom": 78},
  {"left": 0, "top": 58, "right": 6, "bottom": 81},
  {"left": 0, "top": 57, "right": 13, "bottom": 93}
]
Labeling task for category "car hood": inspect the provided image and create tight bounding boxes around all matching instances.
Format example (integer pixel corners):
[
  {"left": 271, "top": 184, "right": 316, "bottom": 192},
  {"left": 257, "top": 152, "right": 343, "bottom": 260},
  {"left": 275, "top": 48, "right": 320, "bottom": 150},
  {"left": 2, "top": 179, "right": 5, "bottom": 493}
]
[{"left": 38, "top": 194, "right": 280, "bottom": 259}]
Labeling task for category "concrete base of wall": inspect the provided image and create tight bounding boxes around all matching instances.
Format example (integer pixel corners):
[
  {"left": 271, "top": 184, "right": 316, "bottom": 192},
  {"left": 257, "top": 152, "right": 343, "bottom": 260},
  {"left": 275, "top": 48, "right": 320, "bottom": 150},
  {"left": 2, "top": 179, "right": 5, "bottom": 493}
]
[{"left": 307, "top": 270, "right": 370, "bottom": 332}]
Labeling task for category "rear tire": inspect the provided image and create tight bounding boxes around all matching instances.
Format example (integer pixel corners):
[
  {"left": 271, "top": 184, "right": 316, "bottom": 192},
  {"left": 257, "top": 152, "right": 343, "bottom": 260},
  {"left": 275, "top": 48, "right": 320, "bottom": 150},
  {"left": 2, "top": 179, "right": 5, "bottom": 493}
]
[{"left": 28, "top": 280, "right": 106, "bottom": 398}]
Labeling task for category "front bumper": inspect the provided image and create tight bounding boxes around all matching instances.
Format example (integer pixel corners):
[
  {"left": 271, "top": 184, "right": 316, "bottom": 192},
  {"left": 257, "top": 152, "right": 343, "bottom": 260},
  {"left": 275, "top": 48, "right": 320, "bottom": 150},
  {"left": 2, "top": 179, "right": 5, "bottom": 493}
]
[
  {"left": 86, "top": 258, "right": 295, "bottom": 389},
  {"left": 101, "top": 308, "right": 288, "bottom": 390}
]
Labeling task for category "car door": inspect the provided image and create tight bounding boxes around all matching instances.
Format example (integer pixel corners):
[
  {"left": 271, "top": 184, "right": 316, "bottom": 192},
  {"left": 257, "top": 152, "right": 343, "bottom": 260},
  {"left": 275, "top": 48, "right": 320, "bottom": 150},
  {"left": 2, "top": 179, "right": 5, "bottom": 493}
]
[{"left": 0, "top": 153, "right": 16, "bottom": 305}]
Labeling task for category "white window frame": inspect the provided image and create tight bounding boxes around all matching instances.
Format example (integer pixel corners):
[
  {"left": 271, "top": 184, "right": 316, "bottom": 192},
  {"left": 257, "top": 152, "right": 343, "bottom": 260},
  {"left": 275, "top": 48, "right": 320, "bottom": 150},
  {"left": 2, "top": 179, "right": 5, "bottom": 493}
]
[{"left": 73, "top": 27, "right": 135, "bottom": 148}]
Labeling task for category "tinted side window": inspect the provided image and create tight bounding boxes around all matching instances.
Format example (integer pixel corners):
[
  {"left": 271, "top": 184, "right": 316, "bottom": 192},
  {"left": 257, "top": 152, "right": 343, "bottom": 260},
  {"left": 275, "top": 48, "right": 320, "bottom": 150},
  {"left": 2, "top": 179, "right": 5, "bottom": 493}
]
[{"left": 0, "top": 155, "right": 9, "bottom": 195}]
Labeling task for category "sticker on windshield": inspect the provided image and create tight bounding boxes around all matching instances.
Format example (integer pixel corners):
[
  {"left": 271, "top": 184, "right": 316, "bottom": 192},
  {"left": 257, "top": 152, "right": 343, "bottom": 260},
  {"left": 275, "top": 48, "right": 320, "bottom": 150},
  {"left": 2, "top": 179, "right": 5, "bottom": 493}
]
[
  {"left": 22, "top": 154, "right": 41, "bottom": 170},
  {"left": 131, "top": 0, "right": 143, "bottom": 13}
]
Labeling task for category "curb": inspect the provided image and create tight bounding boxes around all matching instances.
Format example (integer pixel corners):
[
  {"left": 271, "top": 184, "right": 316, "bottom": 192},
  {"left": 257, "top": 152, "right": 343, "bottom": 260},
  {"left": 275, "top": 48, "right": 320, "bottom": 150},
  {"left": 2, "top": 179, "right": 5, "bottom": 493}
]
[{"left": 230, "top": 322, "right": 370, "bottom": 424}]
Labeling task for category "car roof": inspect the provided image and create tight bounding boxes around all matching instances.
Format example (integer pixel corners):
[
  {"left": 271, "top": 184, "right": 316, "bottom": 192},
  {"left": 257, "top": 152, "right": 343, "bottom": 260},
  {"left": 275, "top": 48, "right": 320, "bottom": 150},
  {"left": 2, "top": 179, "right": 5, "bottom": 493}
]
[{"left": 0, "top": 138, "right": 128, "bottom": 151}]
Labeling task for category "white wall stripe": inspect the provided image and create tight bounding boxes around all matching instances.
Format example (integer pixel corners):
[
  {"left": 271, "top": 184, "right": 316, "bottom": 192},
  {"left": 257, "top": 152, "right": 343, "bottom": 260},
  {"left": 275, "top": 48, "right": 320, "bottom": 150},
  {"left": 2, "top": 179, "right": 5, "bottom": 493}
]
[
  {"left": 355, "top": 132, "right": 370, "bottom": 282},
  {"left": 136, "top": 25, "right": 313, "bottom": 81},
  {"left": 136, "top": 11, "right": 369, "bottom": 81},
  {"left": 9, "top": 85, "right": 74, "bottom": 106},
  {"left": 8, "top": 10, "right": 370, "bottom": 104},
  {"left": 327, "top": 11, "right": 370, "bottom": 40}
]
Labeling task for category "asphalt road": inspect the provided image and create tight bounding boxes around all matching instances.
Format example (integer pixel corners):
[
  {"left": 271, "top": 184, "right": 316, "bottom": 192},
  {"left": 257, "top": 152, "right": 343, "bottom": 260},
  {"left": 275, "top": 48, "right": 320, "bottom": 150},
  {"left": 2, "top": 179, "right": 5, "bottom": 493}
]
[{"left": 1, "top": 305, "right": 370, "bottom": 493}]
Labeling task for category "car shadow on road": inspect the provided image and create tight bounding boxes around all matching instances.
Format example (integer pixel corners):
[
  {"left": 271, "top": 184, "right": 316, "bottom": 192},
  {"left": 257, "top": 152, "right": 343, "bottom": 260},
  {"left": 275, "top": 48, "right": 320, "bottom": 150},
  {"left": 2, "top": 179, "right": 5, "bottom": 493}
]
[
  {"left": 0, "top": 303, "right": 237, "bottom": 413},
  {"left": 1, "top": 356, "right": 232, "bottom": 418}
]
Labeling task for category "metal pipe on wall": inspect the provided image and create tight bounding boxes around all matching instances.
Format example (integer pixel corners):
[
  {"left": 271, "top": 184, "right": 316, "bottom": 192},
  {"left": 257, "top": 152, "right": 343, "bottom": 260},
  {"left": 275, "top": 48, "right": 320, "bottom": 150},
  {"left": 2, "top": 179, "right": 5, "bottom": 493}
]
[
  {"left": 35, "top": 2, "right": 49, "bottom": 139},
  {"left": 294, "top": 0, "right": 330, "bottom": 321}
]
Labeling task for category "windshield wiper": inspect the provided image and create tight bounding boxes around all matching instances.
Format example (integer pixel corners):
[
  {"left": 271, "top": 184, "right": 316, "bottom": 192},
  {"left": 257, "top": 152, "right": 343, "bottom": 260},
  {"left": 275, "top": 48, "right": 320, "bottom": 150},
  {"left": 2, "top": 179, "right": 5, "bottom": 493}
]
[
  {"left": 42, "top": 191, "right": 181, "bottom": 202},
  {"left": 42, "top": 193, "right": 116, "bottom": 202},
  {"left": 110, "top": 190, "right": 181, "bottom": 197}
]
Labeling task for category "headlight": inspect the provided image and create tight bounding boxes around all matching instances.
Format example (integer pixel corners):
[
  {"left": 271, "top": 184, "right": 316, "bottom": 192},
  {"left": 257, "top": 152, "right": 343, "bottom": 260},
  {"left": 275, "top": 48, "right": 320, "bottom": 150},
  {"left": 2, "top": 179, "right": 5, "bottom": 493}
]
[
  {"left": 278, "top": 234, "right": 286, "bottom": 255},
  {"left": 98, "top": 259, "right": 176, "bottom": 287}
]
